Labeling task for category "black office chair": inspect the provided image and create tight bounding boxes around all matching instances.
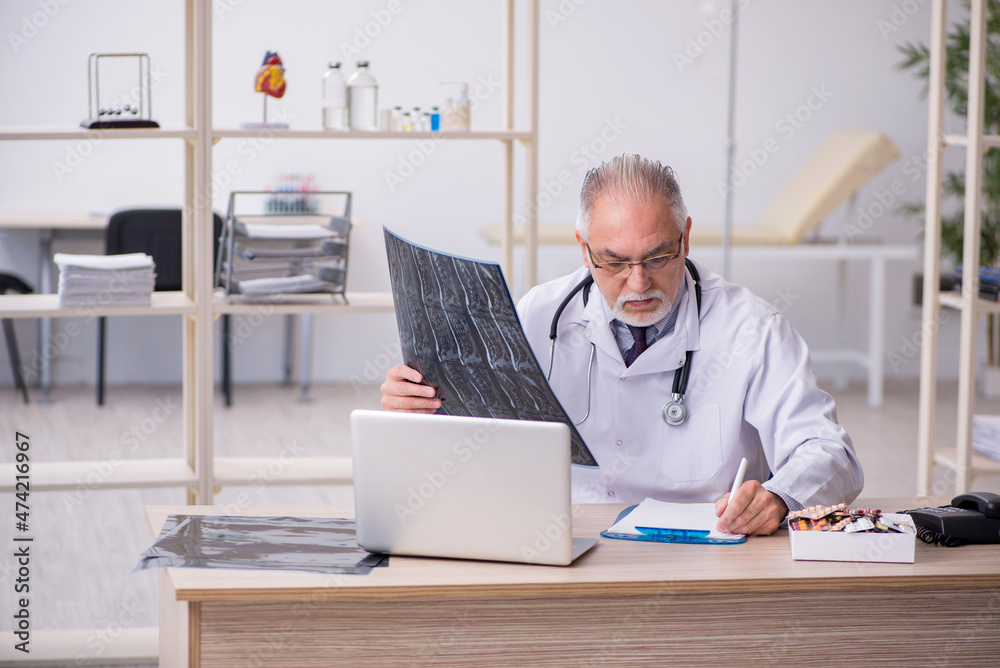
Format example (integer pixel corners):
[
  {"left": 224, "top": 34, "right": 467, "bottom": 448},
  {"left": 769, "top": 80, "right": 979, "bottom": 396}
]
[
  {"left": 0, "top": 273, "right": 33, "bottom": 404},
  {"left": 97, "top": 209, "right": 224, "bottom": 405}
]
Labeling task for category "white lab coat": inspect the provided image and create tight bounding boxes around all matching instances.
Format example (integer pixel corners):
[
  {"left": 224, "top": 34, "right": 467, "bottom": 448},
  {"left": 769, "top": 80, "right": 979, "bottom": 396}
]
[{"left": 516, "top": 260, "right": 864, "bottom": 509}]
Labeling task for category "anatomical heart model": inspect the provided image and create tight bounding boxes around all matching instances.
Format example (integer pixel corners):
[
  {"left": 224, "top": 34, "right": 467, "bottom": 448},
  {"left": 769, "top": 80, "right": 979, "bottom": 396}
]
[
  {"left": 255, "top": 51, "right": 286, "bottom": 99},
  {"left": 244, "top": 50, "right": 289, "bottom": 128}
]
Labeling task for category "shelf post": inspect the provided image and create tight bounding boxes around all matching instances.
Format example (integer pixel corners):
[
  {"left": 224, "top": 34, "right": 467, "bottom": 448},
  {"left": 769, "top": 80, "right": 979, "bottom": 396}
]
[
  {"left": 524, "top": 0, "right": 540, "bottom": 291},
  {"left": 190, "top": 0, "right": 215, "bottom": 503},
  {"left": 954, "top": 0, "right": 988, "bottom": 495},
  {"left": 500, "top": 0, "right": 515, "bottom": 285},
  {"left": 916, "top": 0, "right": 948, "bottom": 497}
]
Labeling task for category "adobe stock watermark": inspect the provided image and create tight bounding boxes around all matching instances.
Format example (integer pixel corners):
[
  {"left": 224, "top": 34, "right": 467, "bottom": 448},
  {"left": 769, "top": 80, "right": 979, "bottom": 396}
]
[
  {"left": 217, "top": 440, "right": 310, "bottom": 515},
  {"left": 673, "top": 0, "right": 752, "bottom": 72},
  {"left": 923, "top": 588, "right": 1000, "bottom": 664},
  {"left": 876, "top": 0, "right": 928, "bottom": 41},
  {"left": 62, "top": 394, "right": 179, "bottom": 512},
  {"left": 217, "top": 0, "right": 404, "bottom": 56},
  {"left": 73, "top": 596, "right": 146, "bottom": 666},
  {"left": 7, "top": 0, "right": 73, "bottom": 54},
  {"left": 51, "top": 63, "right": 170, "bottom": 183},
  {"left": 574, "top": 450, "right": 637, "bottom": 503},
  {"left": 350, "top": 339, "right": 402, "bottom": 395},
  {"left": 513, "top": 116, "right": 628, "bottom": 231},
  {"left": 393, "top": 419, "right": 501, "bottom": 523},
  {"left": 21, "top": 317, "right": 86, "bottom": 382},
  {"left": 520, "top": 509, "right": 579, "bottom": 562},
  {"left": 692, "top": 286, "right": 798, "bottom": 393},
  {"left": 715, "top": 84, "right": 834, "bottom": 198},
  {"left": 197, "top": 108, "right": 295, "bottom": 207},
  {"left": 885, "top": 306, "right": 951, "bottom": 372},
  {"left": 241, "top": 571, "right": 355, "bottom": 666},
  {"left": 544, "top": 0, "right": 588, "bottom": 30},
  {"left": 338, "top": 0, "right": 404, "bottom": 59},
  {"left": 842, "top": 134, "right": 943, "bottom": 241},
  {"left": 383, "top": 74, "right": 501, "bottom": 192},
  {"left": 581, "top": 579, "right": 679, "bottom": 667},
  {"left": 414, "top": 611, "right": 474, "bottom": 663},
  {"left": 224, "top": 295, "right": 287, "bottom": 350}
]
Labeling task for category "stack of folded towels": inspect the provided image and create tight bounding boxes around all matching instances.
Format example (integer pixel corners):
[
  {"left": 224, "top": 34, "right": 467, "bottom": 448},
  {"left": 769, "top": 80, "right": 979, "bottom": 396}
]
[{"left": 54, "top": 253, "right": 156, "bottom": 307}]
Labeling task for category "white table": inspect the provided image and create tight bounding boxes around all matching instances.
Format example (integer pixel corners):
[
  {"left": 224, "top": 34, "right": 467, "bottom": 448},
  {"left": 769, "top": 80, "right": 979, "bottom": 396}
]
[
  {"left": 0, "top": 211, "right": 108, "bottom": 401},
  {"left": 481, "top": 222, "right": 918, "bottom": 409},
  {"left": 695, "top": 243, "right": 920, "bottom": 408}
]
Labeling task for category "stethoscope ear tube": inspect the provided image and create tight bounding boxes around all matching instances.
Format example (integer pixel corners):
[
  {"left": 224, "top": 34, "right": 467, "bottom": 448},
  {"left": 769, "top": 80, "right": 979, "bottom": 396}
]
[
  {"left": 661, "top": 260, "right": 702, "bottom": 427},
  {"left": 547, "top": 274, "right": 597, "bottom": 425},
  {"left": 548, "top": 274, "right": 594, "bottom": 342}
]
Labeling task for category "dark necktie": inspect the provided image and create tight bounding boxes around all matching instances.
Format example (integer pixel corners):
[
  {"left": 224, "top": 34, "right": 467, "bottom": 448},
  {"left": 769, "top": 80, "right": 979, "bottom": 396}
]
[{"left": 624, "top": 325, "right": 648, "bottom": 367}]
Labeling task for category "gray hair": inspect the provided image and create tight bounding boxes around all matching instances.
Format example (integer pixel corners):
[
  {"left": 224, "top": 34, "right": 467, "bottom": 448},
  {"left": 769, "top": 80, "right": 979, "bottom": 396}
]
[{"left": 576, "top": 154, "right": 688, "bottom": 241}]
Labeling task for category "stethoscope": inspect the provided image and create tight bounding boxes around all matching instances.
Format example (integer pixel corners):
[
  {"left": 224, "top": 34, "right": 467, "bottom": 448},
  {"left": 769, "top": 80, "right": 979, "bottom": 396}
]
[{"left": 546, "top": 259, "right": 702, "bottom": 428}]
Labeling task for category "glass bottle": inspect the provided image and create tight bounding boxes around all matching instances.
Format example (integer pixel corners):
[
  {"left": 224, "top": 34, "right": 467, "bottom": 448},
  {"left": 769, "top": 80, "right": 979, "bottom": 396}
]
[
  {"left": 321, "top": 62, "right": 348, "bottom": 130},
  {"left": 347, "top": 61, "right": 378, "bottom": 131}
]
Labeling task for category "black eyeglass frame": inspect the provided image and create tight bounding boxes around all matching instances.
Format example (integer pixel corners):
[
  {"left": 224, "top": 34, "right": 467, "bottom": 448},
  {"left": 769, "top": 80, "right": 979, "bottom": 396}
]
[{"left": 585, "top": 233, "right": 684, "bottom": 276}]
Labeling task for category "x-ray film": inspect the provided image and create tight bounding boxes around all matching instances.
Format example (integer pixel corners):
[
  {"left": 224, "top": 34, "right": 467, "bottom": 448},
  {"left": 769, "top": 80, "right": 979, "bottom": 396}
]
[
  {"left": 384, "top": 228, "right": 598, "bottom": 468},
  {"left": 135, "top": 515, "right": 387, "bottom": 574}
]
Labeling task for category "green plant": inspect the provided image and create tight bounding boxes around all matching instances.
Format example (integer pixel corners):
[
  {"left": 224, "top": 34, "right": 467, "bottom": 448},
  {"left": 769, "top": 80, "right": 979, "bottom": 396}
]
[{"left": 897, "top": 1, "right": 1000, "bottom": 362}]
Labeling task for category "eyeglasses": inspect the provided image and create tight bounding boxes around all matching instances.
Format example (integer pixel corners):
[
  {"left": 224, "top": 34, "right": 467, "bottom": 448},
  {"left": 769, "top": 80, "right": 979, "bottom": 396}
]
[{"left": 586, "top": 234, "right": 684, "bottom": 276}]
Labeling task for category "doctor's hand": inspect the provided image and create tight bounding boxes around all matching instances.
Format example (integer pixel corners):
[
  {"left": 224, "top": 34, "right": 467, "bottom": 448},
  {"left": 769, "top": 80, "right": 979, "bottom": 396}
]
[
  {"left": 380, "top": 364, "right": 443, "bottom": 414},
  {"left": 714, "top": 481, "right": 788, "bottom": 536}
]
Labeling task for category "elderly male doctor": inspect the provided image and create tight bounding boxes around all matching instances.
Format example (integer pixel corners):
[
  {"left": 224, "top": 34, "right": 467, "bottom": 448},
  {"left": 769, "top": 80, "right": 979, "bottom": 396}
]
[{"left": 382, "top": 154, "right": 864, "bottom": 535}]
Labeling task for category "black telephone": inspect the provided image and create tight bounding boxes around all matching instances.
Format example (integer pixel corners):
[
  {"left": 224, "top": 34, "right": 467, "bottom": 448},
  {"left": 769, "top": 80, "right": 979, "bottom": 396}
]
[{"left": 905, "top": 492, "right": 1000, "bottom": 546}]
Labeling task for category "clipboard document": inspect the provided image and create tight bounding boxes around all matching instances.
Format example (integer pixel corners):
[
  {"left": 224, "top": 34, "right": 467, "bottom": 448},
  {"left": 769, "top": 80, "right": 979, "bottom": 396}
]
[{"left": 603, "top": 498, "right": 746, "bottom": 544}]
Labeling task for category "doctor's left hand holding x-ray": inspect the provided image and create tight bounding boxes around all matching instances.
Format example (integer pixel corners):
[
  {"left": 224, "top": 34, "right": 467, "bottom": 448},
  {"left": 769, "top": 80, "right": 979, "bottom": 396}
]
[{"left": 381, "top": 154, "right": 864, "bottom": 536}]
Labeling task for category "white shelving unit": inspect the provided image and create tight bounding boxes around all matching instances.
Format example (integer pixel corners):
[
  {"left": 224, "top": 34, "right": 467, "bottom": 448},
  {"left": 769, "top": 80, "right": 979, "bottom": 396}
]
[
  {"left": 0, "top": 126, "right": 197, "bottom": 141},
  {"left": 0, "top": 0, "right": 539, "bottom": 498},
  {"left": 192, "top": 0, "right": 539, "bottom": 500},
  {"left": 211, "top": 128, "right": 533, "bottom": 141},
  {"left": 0, "top": 1, "right": 539, "bottom": 661},
  {"left": 917, "top": 0, "right": 1000, "bottom": 496}
]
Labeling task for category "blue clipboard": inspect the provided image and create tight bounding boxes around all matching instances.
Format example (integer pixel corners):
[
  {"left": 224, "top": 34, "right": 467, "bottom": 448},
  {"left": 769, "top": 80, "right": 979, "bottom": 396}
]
[{"left": 600, "top": 505, "right": 747, "bottom": 545}]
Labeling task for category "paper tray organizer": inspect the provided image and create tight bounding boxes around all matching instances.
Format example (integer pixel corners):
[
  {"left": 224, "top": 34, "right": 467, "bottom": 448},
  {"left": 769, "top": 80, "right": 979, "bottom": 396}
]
[{"left": 215, "top": 190, "right": 352, "bottom": 303}]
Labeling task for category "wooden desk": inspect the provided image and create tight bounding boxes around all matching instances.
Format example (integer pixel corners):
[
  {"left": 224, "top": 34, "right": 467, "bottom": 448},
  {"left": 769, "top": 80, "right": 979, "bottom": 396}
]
[{"left": 149, "top": 501, "right": 1000, "bottom": 667}]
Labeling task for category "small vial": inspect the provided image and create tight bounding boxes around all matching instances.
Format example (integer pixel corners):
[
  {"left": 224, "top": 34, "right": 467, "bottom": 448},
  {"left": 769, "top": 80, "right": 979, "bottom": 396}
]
[
  {"left": 442, "top": 98, "right": 454, "bottom": 131},
  {"left": 430, "top": 106, "right": 441, "bottom": 132},
  {"left": 411, "top": 107, "right": 422, "bottom": 130},
  {"left": 391, "top": 105, "right": 403, "bottom": 132},
  {"left": 402, "top": 111, "right": 412, "bottom": 131}
]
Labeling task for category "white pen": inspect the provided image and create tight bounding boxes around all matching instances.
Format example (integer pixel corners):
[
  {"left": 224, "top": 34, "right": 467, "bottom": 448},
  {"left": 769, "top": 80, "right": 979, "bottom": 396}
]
[{"left": 729, "top": 457, "right": 749, "bottom": 500}]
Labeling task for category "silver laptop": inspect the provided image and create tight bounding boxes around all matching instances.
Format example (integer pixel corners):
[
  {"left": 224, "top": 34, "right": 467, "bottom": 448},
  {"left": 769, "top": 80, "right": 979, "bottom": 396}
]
[{"left": 350, "top": 410, "right": 598, "bottom": 566}]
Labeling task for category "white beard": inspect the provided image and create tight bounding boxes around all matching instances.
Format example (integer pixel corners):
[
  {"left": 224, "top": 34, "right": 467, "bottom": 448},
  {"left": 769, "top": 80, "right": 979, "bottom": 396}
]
[{"left": 612, "top": 288, "right": 673, "bottom": 327}]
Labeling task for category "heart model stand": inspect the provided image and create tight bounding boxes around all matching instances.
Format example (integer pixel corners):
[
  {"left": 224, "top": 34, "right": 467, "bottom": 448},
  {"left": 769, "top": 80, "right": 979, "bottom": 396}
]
[{"left": 241, "top": 50, "right": 290, "bottom": 130}]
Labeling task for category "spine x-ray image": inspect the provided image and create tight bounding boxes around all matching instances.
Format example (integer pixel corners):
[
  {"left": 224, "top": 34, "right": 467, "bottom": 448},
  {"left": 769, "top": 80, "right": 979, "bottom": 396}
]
[{"left": 384, "top": 228, "right": 597, "bottom": 468}]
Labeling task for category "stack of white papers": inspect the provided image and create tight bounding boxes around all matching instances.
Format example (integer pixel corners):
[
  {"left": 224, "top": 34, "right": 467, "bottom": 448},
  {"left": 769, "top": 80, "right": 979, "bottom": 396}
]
[
  {"left": 236, "top": 221, "right": 337, "bottom": 240},
  {"left": 54, "top": 253, "right": 156, "bottom": 307},
  {"left": 235, "top": 273, "right": 334, "bottom": 297},
  {"left": 606, "top": 497, "right": 745, "bottom": 543},
  {"left": 972, "top": 414, "right": 1000, "bottom": 461}
]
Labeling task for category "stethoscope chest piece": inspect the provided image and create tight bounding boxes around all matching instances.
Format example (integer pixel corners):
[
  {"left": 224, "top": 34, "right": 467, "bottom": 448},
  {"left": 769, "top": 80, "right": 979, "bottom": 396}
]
[{"left": 661, "top": 392, "right": 689, "bottom": 427}]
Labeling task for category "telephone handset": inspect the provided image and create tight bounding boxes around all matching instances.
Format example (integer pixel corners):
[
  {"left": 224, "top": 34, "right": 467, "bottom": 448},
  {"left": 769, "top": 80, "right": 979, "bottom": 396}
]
[{"left": 905, "top": 492, "right": 1000, "bottom": 546}]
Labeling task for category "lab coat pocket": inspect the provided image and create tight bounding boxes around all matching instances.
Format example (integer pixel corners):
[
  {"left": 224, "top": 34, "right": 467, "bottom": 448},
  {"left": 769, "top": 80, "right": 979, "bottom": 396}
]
[{"left": 659, "top": 403, "right": 723, "bottom": 483}]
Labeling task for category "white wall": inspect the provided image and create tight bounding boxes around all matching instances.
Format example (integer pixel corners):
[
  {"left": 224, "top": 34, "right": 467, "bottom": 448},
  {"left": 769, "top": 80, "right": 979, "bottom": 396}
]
[{"left": 0, "top": 0, "right": 975, "bottom": 389}]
